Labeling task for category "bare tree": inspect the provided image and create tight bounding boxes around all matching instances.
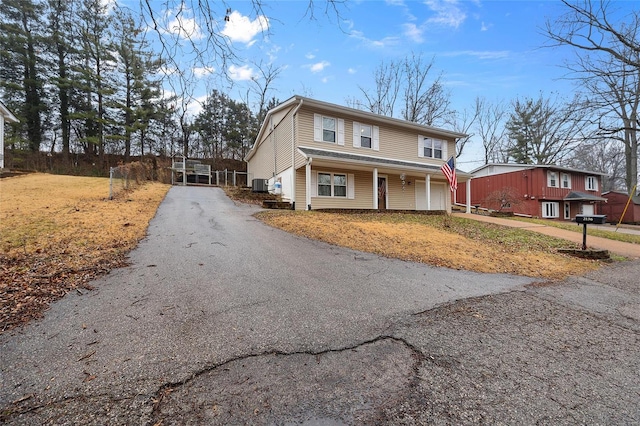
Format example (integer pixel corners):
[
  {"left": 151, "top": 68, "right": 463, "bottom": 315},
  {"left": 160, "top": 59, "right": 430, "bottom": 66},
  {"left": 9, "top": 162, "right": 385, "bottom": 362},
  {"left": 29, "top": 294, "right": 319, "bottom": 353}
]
[
  {"left": 474, "top": 96, "right": 508, "bottom": 164},
  {"left": 544, "top": 0, "right": 640, "bottom": 193},
  {"left": 356, "top": 59, "right": 402, "bottom": 117},
  {"left": 249, "top": 60, "right": 283, "bottom": 123},
  {"left": 446, "top": 107, "right": 478, "bottom": 159},
  {"left": 402, "top": 53, "right": 452, "bottom": 127},
  {"left": 356, "top": 53, "right": 453, "bottom": 128},
  {"left": 567, "top": 138, "right": 625, "bottom": 192}
]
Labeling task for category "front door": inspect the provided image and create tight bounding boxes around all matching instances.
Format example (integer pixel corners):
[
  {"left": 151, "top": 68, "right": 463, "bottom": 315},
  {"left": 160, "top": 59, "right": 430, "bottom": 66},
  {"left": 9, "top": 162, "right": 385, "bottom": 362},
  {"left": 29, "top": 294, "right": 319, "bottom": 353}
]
[{"left": 378, "top": 177, "right": 387, "bottom": 210}]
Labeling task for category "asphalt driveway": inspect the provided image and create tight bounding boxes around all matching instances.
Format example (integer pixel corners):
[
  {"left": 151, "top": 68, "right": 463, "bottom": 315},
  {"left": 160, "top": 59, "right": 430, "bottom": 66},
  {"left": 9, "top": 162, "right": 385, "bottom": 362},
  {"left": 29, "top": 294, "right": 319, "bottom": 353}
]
[{"left": 2, "top": 186, "right": 639, "bottom": 424}]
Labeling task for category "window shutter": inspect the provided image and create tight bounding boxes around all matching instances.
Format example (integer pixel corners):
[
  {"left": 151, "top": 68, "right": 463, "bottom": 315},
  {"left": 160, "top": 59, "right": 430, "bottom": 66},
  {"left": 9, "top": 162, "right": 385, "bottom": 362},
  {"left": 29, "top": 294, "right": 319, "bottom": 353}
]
[
  {"left": 310, "top": 171, "right": 317, "bottom": 197},
  {"left": 313, "top": 114, "right": 322, "bottom": 142},
  {"left": 373, "top": 126, "right": 379, "bottom": 151},
  {"left": 417, "top": 135, "right": 424, "bottom": 157},
  {"left": 337, "top": 118, "right": 345, "bottom": 146},
  {"left": 353, "top": 122, "right": 361, "bottom": 148},
  {"left": 442, "top": 140, "right": 448, "bottom": 160},
  {"left": 348, "top": 174, "right": 355, "bottom": 199}
]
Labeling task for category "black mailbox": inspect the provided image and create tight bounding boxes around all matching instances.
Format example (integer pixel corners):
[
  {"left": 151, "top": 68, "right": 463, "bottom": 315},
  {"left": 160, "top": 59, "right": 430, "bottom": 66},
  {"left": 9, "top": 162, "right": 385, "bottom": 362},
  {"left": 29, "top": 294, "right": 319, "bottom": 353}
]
[{"left": 575, "top": 214, "right": 607, "bottom": 224}]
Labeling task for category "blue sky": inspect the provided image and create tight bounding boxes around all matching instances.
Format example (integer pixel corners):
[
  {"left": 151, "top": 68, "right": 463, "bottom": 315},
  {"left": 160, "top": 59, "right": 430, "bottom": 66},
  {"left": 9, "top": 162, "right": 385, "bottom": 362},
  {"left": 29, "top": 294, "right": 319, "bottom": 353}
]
[{"left": 144, "top": 0, "right": 633, "bottom": 169}]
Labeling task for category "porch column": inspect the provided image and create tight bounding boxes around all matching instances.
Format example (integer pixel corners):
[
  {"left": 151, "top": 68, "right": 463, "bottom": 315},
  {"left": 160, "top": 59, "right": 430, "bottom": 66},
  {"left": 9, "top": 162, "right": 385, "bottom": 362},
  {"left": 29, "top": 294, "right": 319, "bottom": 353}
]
[
  {"left": 426, "top": 173, "right": 431, "bottom": 210},
  {"left": 466, "top": 179, "right": 471, "bottom": 213},
  {"left": 305, "top": 160, "right": 312, "bottom": 210},
  {"left": 373, "top": 168, "right": 379, "bottom": 209}
]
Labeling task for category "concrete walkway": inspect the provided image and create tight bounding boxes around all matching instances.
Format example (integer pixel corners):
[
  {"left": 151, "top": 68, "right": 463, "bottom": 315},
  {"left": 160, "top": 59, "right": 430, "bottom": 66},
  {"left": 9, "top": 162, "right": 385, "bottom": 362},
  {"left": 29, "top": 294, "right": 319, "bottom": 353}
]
[{"left": 453, "top": 213, "right": 640, "bottom": 259}]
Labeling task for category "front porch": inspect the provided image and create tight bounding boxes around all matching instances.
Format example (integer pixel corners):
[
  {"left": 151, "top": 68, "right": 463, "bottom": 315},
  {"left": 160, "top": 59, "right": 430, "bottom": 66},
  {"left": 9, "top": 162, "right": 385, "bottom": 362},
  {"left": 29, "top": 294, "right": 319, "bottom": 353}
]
[{"left": 294, "top": 147, "right": 471, "bottom": 212}]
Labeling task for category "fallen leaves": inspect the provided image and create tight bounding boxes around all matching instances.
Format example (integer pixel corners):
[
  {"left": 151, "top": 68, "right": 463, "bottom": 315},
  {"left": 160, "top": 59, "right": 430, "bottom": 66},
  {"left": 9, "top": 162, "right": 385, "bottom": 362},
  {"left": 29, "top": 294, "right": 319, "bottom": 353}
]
[
  {"left": 0, "top": 173, "right": 169, "bottom": 334},
  {"left": 257, "top": 211, "right": 600, "bottom": 280}
]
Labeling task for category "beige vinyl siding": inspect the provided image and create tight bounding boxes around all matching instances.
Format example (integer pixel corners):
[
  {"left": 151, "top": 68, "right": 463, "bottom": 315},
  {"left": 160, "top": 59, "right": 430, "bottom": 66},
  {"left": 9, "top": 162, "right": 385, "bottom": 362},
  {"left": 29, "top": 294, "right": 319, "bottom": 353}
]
[
  {"left": 247, "top": 132, "right": 275, "bottom": 180},
  {"left": 248, "top": 107, "right": 295, "bottom": 179},
  {"left": 274, "top": 107, "right": 294, "bottom": 174},
  {"left": 295, "top": 108, "right": 455, "bottom": 167},
  {"left": 385, "top": 174, "right": 416, "bottom": 210},
  {"left": 295, "top": 167, "right": 374, "bottom": 210}
]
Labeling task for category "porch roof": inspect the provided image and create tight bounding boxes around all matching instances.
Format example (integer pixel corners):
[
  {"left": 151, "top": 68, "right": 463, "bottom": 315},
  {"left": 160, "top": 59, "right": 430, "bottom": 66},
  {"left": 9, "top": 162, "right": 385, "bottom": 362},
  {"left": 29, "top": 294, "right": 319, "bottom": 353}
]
[
  {"left": 564, "top": 191, "right": 607, "bottom": 202},
  {"left": 297, "top": 146, "right": 471, "bottom": 177}
]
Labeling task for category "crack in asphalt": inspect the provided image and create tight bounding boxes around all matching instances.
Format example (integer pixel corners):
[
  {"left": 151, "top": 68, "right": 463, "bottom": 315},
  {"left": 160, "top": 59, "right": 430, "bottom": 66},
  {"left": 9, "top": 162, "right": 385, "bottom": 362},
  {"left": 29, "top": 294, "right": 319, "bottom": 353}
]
[{"left": 146, "top": 333, "right": 427, "bottom": 424}]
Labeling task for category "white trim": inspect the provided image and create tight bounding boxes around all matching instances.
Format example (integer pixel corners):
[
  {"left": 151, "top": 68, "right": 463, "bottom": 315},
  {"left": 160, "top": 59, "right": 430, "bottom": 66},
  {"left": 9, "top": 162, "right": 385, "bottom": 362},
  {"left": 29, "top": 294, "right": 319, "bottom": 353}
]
[
  {"left": 347, "top": 173, "right": 355, "bottom": 199},
  {"left": 426, "top": 174, "right": 431, "bottom": 210},
  {"left": 296, "top": 146, "right": 466, "bottom": 176},
  {"left": 585, "top": 175, "right": 599, "bottom": 191},
  {"left": 372, "top": 126, "right": 379, "bottom": 151},
  {"left": 542, "top": 201, "right": 559, "bottom": 218},
  {"left": 353, "top": 121, "right": 361, "bottom": 148},
  {"left": 418, "top": 135, "right": 424, "bottom": 158},
  {"left": 372, "top": 168, "right": 378, "bottom": 209},
  {"left": 315, "top": 170, "right": 350, "bottom": 198},
  {"left": 337, "top": 118, "right": 345, "bottom": 146}
]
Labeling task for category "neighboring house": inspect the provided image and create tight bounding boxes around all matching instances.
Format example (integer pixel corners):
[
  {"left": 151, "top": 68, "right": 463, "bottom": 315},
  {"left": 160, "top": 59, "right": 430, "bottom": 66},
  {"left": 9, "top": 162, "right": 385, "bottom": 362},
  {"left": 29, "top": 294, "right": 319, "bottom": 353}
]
[
  {"left": 0, "top": 100, "right": 19, "bottom": 170},
  {"left": 601, "top": 191, "right": 640, "bottom": 224},
  {"left": 245, "top": 96, "right": 472, "bottom": 212},
  {"left": 455, "top": 163, "right": 607, "bottom": 220}
]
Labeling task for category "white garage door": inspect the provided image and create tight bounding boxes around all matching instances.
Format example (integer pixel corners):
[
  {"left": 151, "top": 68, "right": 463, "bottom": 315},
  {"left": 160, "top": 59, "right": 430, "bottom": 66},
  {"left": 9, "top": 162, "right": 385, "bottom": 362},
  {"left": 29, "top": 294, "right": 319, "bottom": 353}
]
[{"left": 415, "top": 181, "right": 446, "bottom": 210}]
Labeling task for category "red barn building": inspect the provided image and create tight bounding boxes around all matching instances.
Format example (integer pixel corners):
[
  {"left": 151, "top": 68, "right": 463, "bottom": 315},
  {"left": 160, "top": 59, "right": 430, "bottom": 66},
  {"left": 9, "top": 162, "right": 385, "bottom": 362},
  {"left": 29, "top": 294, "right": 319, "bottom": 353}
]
[
  {"left": 601, "top": 191, "right": 640, "bottom": 224},
  {"left": 455, "top": 164, "right": 607, "bottom": 220}
]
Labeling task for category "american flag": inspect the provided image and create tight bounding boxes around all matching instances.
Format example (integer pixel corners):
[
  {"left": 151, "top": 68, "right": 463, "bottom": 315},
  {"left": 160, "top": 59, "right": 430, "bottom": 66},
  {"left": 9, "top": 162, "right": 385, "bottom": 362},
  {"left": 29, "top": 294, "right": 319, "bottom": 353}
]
[{"left": 441, "top": 156, "right": 457, "bottom": 192}]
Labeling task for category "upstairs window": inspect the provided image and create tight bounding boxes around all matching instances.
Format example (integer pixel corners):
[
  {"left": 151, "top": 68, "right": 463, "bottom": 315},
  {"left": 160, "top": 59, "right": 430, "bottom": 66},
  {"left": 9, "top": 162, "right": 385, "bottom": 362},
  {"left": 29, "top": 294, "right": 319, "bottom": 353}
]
[
  {"left": 353, "top": 122, "right": 379, "bottom": 150},
  {"left": 586, "top": 176, "right": 598, "bottom": 191},
  {"left": 360, "top": 125, "right": 372, "bottom": 148},
  {"left": 418, "top": 136, "right": 446, "bottom": 159},
  {"left": 322, "top": 117, "right": 336, "bottom": 143},
  {"left": 314, "top": 114, "right": 344, "bottom": 145},
  {"left": 547, "top": 171, "right": 558, "bottom": 188},
  {"left": 562, "top": 173, "right": 571, "bottom": 188}
]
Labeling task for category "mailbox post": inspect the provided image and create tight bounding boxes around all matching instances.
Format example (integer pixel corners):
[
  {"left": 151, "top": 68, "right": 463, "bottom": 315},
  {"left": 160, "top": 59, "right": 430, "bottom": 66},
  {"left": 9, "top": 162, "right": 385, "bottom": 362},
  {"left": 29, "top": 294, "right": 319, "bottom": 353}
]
[{"left": 575, "top": 214, "right": 607, "bottom": 250}]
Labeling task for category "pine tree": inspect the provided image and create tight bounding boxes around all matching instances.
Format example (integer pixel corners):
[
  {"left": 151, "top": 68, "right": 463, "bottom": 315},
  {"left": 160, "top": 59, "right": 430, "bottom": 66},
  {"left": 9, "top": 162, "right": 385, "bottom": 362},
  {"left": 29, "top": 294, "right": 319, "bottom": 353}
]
[{"left": 0, "top": 0, "right": 47, "bottom": 151}]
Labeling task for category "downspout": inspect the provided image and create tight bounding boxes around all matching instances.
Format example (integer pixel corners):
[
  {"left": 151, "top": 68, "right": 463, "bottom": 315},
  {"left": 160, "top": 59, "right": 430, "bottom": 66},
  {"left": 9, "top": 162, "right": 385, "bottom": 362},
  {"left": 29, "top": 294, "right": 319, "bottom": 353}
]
[
  {"left": 291, "top": 99, "right": 304, "bottom": 210},
  {"left": 271, "top": 116, "right": 276, "bottom": 179}
]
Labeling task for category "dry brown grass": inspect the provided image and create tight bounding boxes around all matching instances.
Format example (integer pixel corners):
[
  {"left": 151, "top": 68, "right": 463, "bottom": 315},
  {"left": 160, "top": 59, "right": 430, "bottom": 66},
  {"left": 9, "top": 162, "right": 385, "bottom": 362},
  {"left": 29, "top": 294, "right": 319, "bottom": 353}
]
[
  {"left": 0, "top": 173, "right": 169, "bottom": 332},
  {"left": 257, "top": 211, "right": 600, "bottom": 280}
]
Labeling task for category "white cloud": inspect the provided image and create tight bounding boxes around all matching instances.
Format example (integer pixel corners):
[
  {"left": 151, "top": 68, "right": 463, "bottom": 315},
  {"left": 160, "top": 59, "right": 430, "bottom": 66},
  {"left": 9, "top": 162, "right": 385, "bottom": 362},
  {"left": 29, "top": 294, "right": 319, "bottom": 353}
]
[
  {"left": 321, "top": 76, "right": 330, "bottom": 83},
  {"left": 228, "top": 64, "right": 255, "bottom": 81},
  {"left": 305, "top": 52, "right": 316, "bottom": 60},
  {"left": 386, "top": 0, "right": 405, "bottom": 5},
  {"left": 193, "top": 66, "right": 215, "bottom": 78},
  {"left": 165, "top": 10, "right": 202, "bottom": 40},
  {"left": 442, "top": 50, "right": 510, "bottom": 60},
  {"left": 221, "top": 11, "right": 269, "bottom": 45},
  {"left": 349, "top": 30, "right": 400, "bottom": 49},
  {"left": 348, "top": 68, "right": 357, "bottom": 74},
  {"left": 480, "top": 21, "right": 491, "bottom": 31},
  {"left": 403, "top": 23, "right": 424, "bottom": 43},
  {"left": 424, "top": 0, "right": 467, "bottom": 29},
  {"left": 309, "top": 61, "right": 330, "bottom": 73}
]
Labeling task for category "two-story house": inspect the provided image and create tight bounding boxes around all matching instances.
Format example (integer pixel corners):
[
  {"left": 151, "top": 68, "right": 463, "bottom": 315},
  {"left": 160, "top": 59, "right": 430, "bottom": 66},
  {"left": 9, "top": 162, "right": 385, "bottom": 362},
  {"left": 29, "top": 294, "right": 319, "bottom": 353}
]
[
  {"left": 245, "top": 96, "right": 472, "bottom": 212},
  {"left": 455, "top": 163, "right": 607, "bottom": 220}
]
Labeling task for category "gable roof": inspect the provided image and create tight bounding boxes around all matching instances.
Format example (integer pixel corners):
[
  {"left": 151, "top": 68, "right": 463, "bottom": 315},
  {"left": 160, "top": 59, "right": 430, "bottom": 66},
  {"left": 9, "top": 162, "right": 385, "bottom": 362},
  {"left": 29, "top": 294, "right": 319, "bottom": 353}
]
[
  {"left": 0, "top": 100, "right": 19, "bottom": 123},
  {"left": 470, "top": 162, "right": 608, "bottom": 177},
  {"left": 245, "top": 95, "right": 467, "bottom": 162}
]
